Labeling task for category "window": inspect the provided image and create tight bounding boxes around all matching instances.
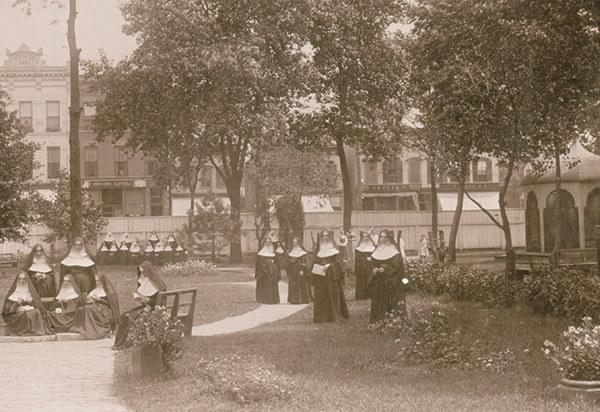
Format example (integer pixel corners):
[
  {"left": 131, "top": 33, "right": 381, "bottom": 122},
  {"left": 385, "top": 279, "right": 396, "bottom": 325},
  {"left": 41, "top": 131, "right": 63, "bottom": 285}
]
[
  {"left": 364, "top": 161, "right": 378, "bottom": 184},
  {"left": 47, "top": 146, "right": 60, "bottom": 179},
  {"left": 473, "top": 158, "right": 493, "bottom": 182},
  {"left": 19, "top": 101, "right": 33, "bottom": 133},
  {"left": 199, "top": 166, "right": 213, "bottom": 189},
  {"left": 215, "top": 171, "right": 226, "bottom": 190},
  {"left": 382, "top": 158, "right": 403, "bottom": 184},
  {"left": 46, "top": 101, "right": 60, "bottom": 132},
  {"left": 84, "top": 146, "right": 98, "bottom": 178},
  {"left": 150, "top": 187, "right": 164, "bottom": 216},
  {"left": 145, "top": 159, "right": 158, "bottom": 176},
  {"left": 81, "top": 104, "right": 96, "bottom": 131},
  {"left": 114, "top": 146, "right": 128, "bottom": 177},
  {"left": 407, "top": 157, "right": 422, "bottom": 184}
]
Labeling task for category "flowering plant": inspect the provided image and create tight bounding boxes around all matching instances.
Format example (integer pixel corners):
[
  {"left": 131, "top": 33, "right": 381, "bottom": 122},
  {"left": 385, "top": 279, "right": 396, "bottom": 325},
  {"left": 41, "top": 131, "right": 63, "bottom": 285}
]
[
  {"left": 543, "top": 317, "right": 600, "bottom": 380},
  {"left": 123, "top": 306, "right": 185, "bottom": 369},
  {"left": 161, "top": 259, "right": 217, "bottom": 277}
]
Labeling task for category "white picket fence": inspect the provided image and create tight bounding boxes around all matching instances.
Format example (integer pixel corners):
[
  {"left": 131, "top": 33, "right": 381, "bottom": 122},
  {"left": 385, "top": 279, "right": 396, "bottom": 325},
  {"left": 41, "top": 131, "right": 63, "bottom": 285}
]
[{"left": 0, "top": 209, "right": 525, "bottom": 256}]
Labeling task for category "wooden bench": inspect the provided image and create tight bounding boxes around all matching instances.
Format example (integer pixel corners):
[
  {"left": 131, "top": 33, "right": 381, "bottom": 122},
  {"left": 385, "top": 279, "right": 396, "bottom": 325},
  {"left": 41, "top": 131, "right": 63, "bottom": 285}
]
[
  {"left": 514, "top": 252, "right": 553, "bottom": 273},
  {"left": 156, "top": 288, "right": 198, "bottom": 337},
  {"left": 0, "top": 253, "right": 18, "bottom": 267}
]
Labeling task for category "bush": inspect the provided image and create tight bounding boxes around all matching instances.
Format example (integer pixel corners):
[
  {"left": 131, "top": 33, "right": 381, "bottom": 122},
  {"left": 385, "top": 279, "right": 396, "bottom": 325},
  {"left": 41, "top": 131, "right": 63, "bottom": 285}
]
[
  {"left": 543, "top": 317, "right": 600, "bottom": 380},
  {"left": 123, "top": 306, "right": 185, "bottom": 370},
  {"left": 161, "top": 259, "right": 218, "bottom": 277},
  {"left": 526, "top": 266, "right": 600, "bottom": 321},
  {"left": 197, "top": 354, "right": 295, "bottom": 405}
]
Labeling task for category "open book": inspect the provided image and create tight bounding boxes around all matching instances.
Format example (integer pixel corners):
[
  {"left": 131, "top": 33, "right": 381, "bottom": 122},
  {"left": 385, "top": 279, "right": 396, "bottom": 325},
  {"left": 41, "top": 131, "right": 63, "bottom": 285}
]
[{"left": 312, "top": 263, "right": 328, "bottom": 276}]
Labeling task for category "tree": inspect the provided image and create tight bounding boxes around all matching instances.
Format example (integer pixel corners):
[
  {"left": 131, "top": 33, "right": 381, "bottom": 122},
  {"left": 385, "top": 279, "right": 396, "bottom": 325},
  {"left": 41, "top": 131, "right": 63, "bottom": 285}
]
[
  {"left": 87, "top": 54, "right": 208, "bottom": 246},
  {"left": 14, "top": 0, "right": 85, "bottom": 239},
  {"left": 246, "top": 145, "right": 337, "bottom": 247},
  {"left": 35, "top": 172, "right": 107, "bottom": 246},
  {"left": 93, "top": 0, "right": 309, "bottom": 263},
  {"left": 407, "top": 0, "right": 600, "bottom": 286},
  {"left": 295, "top": 0, "right": 407, "bottom": 232},
  {"left": 0, "top": 91, "right": 37, "bottom": 242}
]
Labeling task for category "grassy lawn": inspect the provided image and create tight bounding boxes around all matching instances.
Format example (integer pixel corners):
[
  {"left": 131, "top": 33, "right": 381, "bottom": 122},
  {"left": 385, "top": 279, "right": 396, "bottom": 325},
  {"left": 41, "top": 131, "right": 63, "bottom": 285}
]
[
  {"left": 114, "top": 286, "right": 599, "bottom": 412},
  {"left": 0, "top": 265, "right": 258, "bottom": 331}
]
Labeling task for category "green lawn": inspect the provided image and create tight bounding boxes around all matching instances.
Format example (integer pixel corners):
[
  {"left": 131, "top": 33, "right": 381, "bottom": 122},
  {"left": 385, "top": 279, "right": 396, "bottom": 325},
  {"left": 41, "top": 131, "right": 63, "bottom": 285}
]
[
  {"left": 114, "top": 287, "right": 599, "bottom": 412},
  {"left": 0, "top": 265, "right": 258, "bottom": 331}
]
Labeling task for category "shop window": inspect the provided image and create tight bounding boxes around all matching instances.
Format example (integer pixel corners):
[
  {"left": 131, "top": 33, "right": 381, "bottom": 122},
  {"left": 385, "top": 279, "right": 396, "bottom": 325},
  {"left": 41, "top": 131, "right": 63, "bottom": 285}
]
[{"left": 150, "top": 187, "right": 164, "bottom": 216}]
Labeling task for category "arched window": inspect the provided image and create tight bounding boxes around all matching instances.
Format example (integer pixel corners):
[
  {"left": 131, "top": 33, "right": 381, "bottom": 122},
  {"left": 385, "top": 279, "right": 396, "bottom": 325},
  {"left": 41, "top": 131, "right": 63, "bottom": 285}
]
[
  {"left": 543, "top": 189, "right": 579, "bottom": 251},
  {"left": 584, "top": 188, "right": 600, "bottom": 247},
  {"left": 407, "top": 157, "right": 422, "bottom": 184},
  {"left": 382, "top": 157, "right": 403, "bottom": 184}
]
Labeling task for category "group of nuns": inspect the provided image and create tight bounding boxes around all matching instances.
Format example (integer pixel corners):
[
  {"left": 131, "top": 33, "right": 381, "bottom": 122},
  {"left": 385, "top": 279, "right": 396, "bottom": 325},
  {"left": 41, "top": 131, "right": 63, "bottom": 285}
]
[
  {"left": 2, "top": 238, "right": 168, "bottom": 345},
  {"left": 255, "top": 228, "right": 408, "bottom": 324},
  {"left": 96, "top": 232, "right": 185, "bottom": 266}
]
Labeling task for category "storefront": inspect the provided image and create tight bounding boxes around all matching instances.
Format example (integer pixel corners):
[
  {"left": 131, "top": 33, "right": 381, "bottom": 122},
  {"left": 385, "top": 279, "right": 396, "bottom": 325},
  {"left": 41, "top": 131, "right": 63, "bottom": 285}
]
[{"left": 84, "top": 178, "right": 162, "bottom": 217}]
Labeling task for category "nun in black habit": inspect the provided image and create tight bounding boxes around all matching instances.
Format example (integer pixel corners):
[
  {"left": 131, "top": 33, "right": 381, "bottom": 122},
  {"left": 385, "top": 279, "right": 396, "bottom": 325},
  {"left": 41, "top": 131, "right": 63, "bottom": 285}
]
[
  {"left": 255, "top": 237, "right": 281, "bottom": 304},
  {"left": 286, "top": 237, "right": 313, "bottom": 304},
  {"left": 354, "top": 231, "right": 375, "bottom": 301},
  {"left": 312, "top": 230, "right": 349, "bottom": 323},
  {"left": 23, "top": 244, "right": 56, "bottom": 300},
  {"left": 60, "top": 237, "right": 97, "bottom": 294},
  {"left": 368, "top": 230, "right": 408, "bottom": 323}
]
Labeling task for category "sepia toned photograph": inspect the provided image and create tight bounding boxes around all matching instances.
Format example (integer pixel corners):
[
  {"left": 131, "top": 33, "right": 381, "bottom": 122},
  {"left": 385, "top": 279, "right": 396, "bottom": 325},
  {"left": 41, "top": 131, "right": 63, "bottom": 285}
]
[{"left": 0, "top": 1, "right": 599, "bottom": 411}]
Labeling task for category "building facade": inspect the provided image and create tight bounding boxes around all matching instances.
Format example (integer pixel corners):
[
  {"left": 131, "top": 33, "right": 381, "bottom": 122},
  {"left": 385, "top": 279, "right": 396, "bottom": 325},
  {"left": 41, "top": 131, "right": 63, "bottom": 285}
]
[{"left": 0, "top": 44, "right": 69, "bottom": 196}]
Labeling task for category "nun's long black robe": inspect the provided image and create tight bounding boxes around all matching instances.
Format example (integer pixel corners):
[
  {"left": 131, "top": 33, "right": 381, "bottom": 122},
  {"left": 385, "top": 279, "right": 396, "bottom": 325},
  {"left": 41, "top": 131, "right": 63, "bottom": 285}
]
[
  {"left": 71, "top": 274, "right": 120, "bottom": 340},
  {"left": 47, "top": 296, "right": 82, "bottom": 333},
  {"left": 287, "top": 253, "right": 313, "bottom": 304},
  {"left": 368, "top": 254, "right": 406, "bottom": 323},
  {"left": 255, "top": 256, "right": 281, "bottom": 304},
  {"left": 312, "top": 254, "right": 349, "bottom": 323},
  {"left": 2, "top": 276, "right": 53, "bottom": 336},
  {"left": 354, "top": 250, "right": 372, "bottom": 301},
  {"left": 60, "top": 262, "right": 97, "bottom": 295}
]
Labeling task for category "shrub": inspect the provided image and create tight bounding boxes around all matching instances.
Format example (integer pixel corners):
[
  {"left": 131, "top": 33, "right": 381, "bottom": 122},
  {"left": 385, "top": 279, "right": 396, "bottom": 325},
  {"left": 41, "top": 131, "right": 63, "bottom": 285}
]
[
  {"left": 161, "top": 259, "right": 217, "bottom": 277},
  {"left": 197, "top": 354, "right": 295, "bottom": 405},
  {"left": 543, "top": 317, "right": 600, "bottom": 380},
  {"left": 123, "top": 306, "right": 185, "bottom": 370},
  {"left": 526, "top": 266, "right": 600, "bottom": 321}
]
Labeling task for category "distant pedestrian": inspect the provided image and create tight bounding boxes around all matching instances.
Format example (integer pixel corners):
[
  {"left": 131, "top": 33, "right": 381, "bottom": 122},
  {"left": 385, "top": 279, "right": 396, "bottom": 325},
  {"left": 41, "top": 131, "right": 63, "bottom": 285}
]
[{"left": 419, "top": 234, "right": 429, "bottom": 261}]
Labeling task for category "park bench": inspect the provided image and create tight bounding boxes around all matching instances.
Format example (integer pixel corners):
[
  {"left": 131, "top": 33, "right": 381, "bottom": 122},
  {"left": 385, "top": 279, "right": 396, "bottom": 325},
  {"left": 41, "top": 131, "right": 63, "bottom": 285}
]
[
  {"left": 0, "top": 253, "right": 18, "bottom": 267},
  {"left": 156, "top": 288, "right": 198, "bottom": 337}
]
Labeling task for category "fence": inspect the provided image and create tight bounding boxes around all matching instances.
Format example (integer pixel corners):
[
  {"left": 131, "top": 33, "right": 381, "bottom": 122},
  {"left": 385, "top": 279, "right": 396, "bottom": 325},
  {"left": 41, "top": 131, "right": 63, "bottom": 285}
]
[{"left": 0, "top": 209, "right": 525, "bottom": 256}]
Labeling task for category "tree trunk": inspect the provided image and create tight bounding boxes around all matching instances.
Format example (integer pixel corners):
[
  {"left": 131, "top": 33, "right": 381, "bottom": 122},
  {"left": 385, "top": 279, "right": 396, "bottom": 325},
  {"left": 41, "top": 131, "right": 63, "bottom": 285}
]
[
  {"left": 552, "top": 144, "right": 562, "bottom": 265},
  {"left": 430, "top": 158, "right": 439, "bottom": 259},
  {"left": 448, "top": 180, "right": 465, "bottom": 263},
  {"left": 67, "top": 0, "right": 82, "bottom": 240},
  {"left": 336, "top": 137, "right": 353, "bottom": 232},
  {"left": 226, "top": 177, "right": 243, "bottom": 263}
]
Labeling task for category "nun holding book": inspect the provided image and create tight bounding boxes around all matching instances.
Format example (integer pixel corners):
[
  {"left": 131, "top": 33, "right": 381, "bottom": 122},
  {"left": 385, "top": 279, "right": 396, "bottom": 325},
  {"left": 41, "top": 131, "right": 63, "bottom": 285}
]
[
  {"left": 286, "top": 237, "right": 313, "bottom": 304},
  {"left": 312, "top": 230, "right": 349, "bottom": 323},
  {"left": 354, "top": 231, "right": 375, "bottom": 301},
  {"left": 255, "top": 237, "right": 281, "bottom": 304},
  {"left": 368, "top": 230, "right": 409, "bottom": 323},
  {"left": 2, "top": 272, "right": 53, "bottom": 336}
]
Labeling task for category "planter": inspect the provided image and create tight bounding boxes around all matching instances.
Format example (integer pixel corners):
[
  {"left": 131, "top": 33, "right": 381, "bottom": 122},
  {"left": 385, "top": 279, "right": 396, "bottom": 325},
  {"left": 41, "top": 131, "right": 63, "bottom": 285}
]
[
  {"left": 558, "top": 378, "right": 600, "bottom": 400},
  {"left": 131, "top": 344, "right": 165, "bottom": 377}
]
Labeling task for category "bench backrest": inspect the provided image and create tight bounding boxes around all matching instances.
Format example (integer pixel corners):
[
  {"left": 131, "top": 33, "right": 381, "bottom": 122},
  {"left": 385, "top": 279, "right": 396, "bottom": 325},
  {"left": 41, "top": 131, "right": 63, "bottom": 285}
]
[{"left": 156, "top": 288, "right": 197, "bottom": 336}]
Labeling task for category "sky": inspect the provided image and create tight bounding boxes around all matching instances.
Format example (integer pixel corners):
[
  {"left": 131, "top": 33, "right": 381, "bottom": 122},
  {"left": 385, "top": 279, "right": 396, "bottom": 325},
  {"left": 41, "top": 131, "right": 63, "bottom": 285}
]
[{"left": 0, "top": 0, "right": 137, "bottom": 66}]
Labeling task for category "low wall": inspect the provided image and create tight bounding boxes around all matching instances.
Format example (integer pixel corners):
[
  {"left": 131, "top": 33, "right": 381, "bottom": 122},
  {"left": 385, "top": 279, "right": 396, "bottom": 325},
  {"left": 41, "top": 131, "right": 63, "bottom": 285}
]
[{"left": 0, "top": 209, "right": 525, "bottom": 256}]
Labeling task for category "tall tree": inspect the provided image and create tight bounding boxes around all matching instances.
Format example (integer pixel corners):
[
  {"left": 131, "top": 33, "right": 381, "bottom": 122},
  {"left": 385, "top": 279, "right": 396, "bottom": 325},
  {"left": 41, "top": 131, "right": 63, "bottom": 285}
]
[
  {"left": 96, "top": 0, "right": 309, "bottom": 263},
  {"left": 0, "top": 91, "right": 37, "bottom": 242},
  {"left": 14, "top": 0, "right": 84, "bottom": 239},
  {"left": 296, "top": 0, "right": 407, "bottom": 232},
  {"left": 408, "top": 0, "right": 600, "bottom": 286}
]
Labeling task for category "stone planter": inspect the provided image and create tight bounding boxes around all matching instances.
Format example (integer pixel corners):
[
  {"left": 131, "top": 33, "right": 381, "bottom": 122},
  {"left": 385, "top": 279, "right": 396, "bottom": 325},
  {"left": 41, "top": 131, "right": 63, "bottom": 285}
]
[
  {"left": 131, "top": 344, "right": 165, "bottom": 377},
  {"left": 558, "top": 378, "right": 600, "bottom": 400}
]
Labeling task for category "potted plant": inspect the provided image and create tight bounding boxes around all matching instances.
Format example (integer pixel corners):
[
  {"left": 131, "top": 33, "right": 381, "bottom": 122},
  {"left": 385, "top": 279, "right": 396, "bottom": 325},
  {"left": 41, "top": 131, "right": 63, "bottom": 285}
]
[
  {"left": 122, "top": 306, "right": 185, "bottom": 377},
  {"left": 543, "top": 317, "right": 600, "bottom": 397}
]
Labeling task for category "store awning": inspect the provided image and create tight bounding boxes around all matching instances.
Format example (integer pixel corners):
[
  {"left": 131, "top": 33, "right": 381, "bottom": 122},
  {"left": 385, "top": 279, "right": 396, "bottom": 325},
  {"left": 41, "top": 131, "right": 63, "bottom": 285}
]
[{"left": 438, "top": 192, "right": 499, "bottom": 211}]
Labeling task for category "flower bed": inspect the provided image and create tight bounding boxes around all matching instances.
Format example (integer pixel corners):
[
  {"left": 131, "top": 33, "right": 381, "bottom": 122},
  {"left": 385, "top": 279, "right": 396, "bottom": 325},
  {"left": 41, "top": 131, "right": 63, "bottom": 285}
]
[{"left": 160, "top": 259, "right": 218, "bottom": 277}]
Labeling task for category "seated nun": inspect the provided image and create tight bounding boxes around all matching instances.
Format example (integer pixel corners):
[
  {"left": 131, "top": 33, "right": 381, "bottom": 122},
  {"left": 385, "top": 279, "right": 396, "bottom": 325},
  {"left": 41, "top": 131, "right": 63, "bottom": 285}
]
[
  {"left": 255, "top": 237, "right": 281, "bottom": 304},
  {"left": 71, "top": 273, "right": 120, "bottom": 339},
  {"left": 2, "top": 272, "right": 53, "bottom": 336},
  {"left": 148, "top": 231, "right": 160, "bottom": 249},
  {"left": 118, "top": 240, "right": 130, "bottom": 266},
  {"left": 129, "top": 241, "right": 142, "bottom": 266},
  {"left": 60, "top": 237, "right": 97, "bottom": 294},
  {"left": 287, "top": 237, "right": 313, "bottom": 304},
  {"left": 24, "top": 244, "right": 56, "bottom": 300},
  {"left": 47, "top": 275, "right": 83, "bottom": 333},
  {"left": 113, "top": 261, "right": 167, "bottom": 349},
  {"left": 96, "top": 242, "right": 109, "bottom": 266}
]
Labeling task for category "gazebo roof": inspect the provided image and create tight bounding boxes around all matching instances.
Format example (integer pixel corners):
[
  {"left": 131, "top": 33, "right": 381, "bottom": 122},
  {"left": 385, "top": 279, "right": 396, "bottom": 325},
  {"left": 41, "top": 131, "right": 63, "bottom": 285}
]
[{"left": 523, "top": 141, "right": 600, "bottom": 185}]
